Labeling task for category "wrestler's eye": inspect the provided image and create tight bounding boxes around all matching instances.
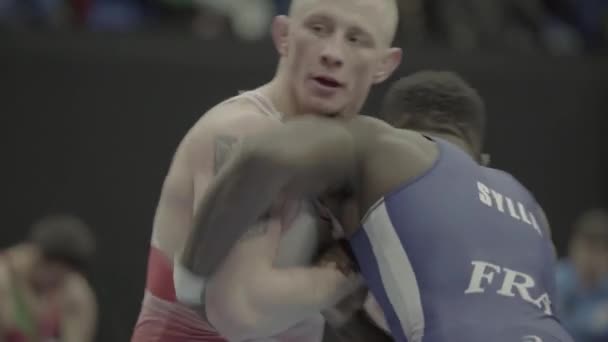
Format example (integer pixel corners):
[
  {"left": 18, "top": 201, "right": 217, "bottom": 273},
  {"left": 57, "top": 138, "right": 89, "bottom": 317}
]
[
  {"left": 311, "top": 24, "right": 325, "bottom": 34},
  {"left": 346, "top": 31, "right": 373, "bottom": 47},
  {"left": 348, "top": 35, "right": 360, "bottom": 44}
]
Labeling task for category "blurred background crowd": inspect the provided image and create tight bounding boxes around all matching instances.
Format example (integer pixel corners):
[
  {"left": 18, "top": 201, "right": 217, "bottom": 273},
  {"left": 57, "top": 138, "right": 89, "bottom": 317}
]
[
  {"left": 1, "top": 0, "right": 608, "bottom": 54},
  {"left": 557, "top": 209, "right": 608, "bottom": 342},
  {"left": 1, "top": 1, "right": 607, "bottom": 341}
]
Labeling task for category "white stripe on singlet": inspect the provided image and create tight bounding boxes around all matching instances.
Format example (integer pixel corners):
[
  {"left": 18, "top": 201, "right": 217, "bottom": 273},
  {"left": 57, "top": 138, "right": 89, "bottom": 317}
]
[{"left": 362, "top": 201, "right": 425, "bottom": 342}]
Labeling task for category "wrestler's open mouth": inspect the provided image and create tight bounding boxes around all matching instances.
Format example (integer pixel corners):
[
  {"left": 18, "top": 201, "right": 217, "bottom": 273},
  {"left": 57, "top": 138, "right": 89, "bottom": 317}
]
[{"left": 313, "top": 76, "right": 343, "bottom": 88}]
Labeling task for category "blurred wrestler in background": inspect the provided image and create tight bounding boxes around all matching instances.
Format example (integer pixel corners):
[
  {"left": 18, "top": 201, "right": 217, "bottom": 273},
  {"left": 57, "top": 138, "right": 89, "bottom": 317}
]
[
  {"left": 0, "top": 214, "right": 97, "bottom": 342},
  {"left": 556, "top": 208, "right": 608, "bottom": 342}
]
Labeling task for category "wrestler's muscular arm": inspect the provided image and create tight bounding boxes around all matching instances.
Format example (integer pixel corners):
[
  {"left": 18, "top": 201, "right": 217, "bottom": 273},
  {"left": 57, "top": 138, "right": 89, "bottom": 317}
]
[
  {"left": 318, "top": 246, "right": 392, "bottom": 342},
  {"left": 183, "top": 115, "right": 362, "bottom": 320},
  {"left": 180, "top": 105, "right": 358, "bottom": 340},
  {"left": 182, "top": 116, "right": 359, "bottom": 275}
]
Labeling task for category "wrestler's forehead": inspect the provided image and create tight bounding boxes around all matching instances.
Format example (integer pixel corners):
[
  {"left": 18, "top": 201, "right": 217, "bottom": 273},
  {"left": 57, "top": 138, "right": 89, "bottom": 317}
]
[{"left": 291, "top": 0, "right": 397, "bottom": 44}]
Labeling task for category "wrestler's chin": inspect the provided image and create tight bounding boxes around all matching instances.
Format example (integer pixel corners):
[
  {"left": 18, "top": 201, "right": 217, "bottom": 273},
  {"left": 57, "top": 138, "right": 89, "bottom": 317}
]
[{"left": 301, "top": 91, "right": 348, "bottom": 118}]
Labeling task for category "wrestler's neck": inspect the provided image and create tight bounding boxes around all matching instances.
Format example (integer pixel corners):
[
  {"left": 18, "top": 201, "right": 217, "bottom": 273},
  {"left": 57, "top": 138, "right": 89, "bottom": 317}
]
[
  {"left": 421, "top": 131, "right": 479, "bottom": 163},
  {"left": 258, "top": 72, "right": 298, "bottom": 119}
]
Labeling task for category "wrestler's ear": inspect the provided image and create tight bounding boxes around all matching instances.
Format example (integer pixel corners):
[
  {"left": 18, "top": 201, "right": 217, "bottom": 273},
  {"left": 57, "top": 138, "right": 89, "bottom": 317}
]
[
  {"left": 272, "top": 15, "right": 290, "bottom": 57},
  {"left": 372, "top": 47, "right": 402, "bottom": 84}
]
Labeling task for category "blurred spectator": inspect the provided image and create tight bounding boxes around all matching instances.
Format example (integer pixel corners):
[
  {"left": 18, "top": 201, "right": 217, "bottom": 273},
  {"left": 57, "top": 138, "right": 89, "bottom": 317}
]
[
  {"left": 0, "top": 214, "right": 98, "bottom": 342},
  {"left": 0, "top": 0, "right": 147, "bottom": 30},
  {"left": 157, "top": 0, "right": 229, "bottom": 39},
  {"left": 571, "top": 0, "right": 608, "bottom": 52},
  {"left": 69, "top": 0, "right": 92, "bottom": 25},
  {"left": 0, "top": 0, "right": 70, "bottom": 29},
  {"left": 547, "top": 0, "right": 608, "bottom": 51},
  {"left": 194, "top": 0, "right": 274, "bottom": 40},
  {"left": 0, "top": 0, "right": 606, "bottom": 53},
  {"left": 556, "top": 209, "right": 608, "bottom": 342},
  {"left": 395, "top": 0, "right": 428, "bottom": 45},
  {"left": 158, "top": 0, "right": 274, "bottom": 40},
  {"left": 429, "top": 0, "right": 581, "bottom": 53},
  {"left": 274, "top": 0, "right": 289, "bottom": 15},
  {"left": 86, "top": 0, "right": 148, "bottom": 31}
]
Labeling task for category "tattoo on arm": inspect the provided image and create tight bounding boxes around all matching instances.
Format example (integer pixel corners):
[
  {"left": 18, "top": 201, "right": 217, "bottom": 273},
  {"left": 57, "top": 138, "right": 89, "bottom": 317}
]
[
  {"left": 215, "top": 134, "right": 273, "bottom": 228},
  {"left": 217, "top": 135, "right": 270, "bottom": 237},
  {"left": 214, "top": 135, "right": 239, "bottom": 174},
  {"left": 183, "top": 134, "right": 268, "bottom": 273}
]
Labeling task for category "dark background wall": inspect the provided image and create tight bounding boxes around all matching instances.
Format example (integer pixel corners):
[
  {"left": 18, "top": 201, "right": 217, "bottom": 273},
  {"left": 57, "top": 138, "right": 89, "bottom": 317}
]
[{"left": 1, "top": 32, "right": 607, "bottom": 341}]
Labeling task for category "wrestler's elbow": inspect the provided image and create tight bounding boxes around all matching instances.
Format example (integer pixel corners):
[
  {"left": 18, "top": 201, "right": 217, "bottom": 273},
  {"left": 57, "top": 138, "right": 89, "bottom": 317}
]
[
  {"left": 205, "top": 296, "right": 268, "bottom": 341},
  {"left": 206, "top": 272, "right": 310, "bottom": 340},
  {"left": 203, "top": 279, "right": 272, "bottom": 341},
  {"left": 250, "top": 267, "right": 356, "bottom": 324}
]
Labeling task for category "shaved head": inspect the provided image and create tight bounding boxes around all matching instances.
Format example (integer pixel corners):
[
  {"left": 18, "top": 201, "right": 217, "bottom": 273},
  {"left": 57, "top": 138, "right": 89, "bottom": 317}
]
[
  {"left": 271, "top": 0, "right": 402, "bottom": 116},
  {"left": 288, "top": 0, "right": 399, "bottom": 45}
]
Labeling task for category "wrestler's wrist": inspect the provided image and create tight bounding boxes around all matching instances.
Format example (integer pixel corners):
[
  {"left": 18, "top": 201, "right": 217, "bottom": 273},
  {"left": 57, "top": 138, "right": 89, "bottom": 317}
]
[
  {"left": 173, "top": 258, "right": 207, "bottom": 306},
  {"left": 315, "top": 239, "right": 359, "bottom": 275},
  {"left": 323, "top": 305, "right": 355, "bottom": 329}
]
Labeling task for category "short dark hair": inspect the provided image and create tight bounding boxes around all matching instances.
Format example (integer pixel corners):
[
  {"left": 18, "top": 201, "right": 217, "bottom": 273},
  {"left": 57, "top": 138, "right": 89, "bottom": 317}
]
[
  {"left": 380, "top": 71, "right": 486, "bottom": 153},
  {"left": 28, "top": 214, "right": 95, "bottom": 273}
]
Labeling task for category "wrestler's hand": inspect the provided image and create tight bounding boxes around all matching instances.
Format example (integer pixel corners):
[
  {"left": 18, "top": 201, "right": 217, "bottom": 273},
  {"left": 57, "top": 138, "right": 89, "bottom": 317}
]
[
  {"left": 317, "top": 241, "right": 376, "bottom": 331},
  {"left": 316, "top": 240, "right": 358, "bottom": 276},
  {"left": 314, "top": 197, "right": 346, "bottom": 241},
  {"left": 323, "top": 282, "right": 368, "bottom": 327}
]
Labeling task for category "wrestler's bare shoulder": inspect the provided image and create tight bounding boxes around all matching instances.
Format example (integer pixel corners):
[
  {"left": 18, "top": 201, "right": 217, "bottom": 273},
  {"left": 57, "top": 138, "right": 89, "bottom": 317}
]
[
  {"left": 183, "top": 95, "right": 281, "bottom": 152},
  {"left": 151, "top": 94, "right": 281, "bottom": 254}
]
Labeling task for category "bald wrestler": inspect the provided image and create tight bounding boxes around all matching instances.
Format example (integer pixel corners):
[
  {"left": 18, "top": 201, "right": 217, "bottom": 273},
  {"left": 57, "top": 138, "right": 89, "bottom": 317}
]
[
  {"left": 131, "top": 0, "right": 402, "bottom": 341},
  {"left": 190, "top": 71, "right": 575, "bottom": 342},
  {"left": 0, "top": 215, "right": 97, "bottom": 342}
]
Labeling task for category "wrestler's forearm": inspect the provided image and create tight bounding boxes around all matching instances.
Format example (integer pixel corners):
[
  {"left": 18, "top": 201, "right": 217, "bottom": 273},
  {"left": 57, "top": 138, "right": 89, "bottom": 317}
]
[
  {"left": 205, "top": 266, "right": 357, "bottom": 340},
  {"left": 246, "top": 266, "right": 360, "bottom": 327},
  {"left": 182, "top": 117, "right": 355, "bottom": 277},
  {"left": 181, "top": 152, "right": 288, "bottom": 277},
  {"left": 239, "top": 233, "right": 361, "bottom": 329}
]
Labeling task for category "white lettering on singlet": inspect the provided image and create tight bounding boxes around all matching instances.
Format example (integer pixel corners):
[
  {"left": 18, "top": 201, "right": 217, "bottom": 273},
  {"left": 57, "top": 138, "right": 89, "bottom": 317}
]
[
  {"left": 477, "top": 181, "right": 542, "bottom": 236},
  {"left": 465, "top": 260, "right": 553, "bottom": 315}
]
